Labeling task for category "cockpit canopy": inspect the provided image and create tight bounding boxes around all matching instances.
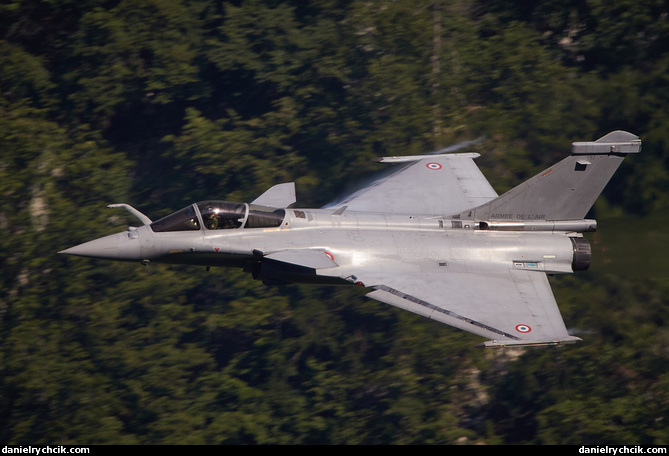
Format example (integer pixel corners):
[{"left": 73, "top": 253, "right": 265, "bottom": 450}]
[{"left": 150, "top": 201, "right": 285, "bottom": 233}]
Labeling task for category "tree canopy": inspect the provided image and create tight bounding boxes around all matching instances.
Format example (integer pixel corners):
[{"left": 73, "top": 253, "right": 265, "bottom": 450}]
[{"left": 1, "top": 0, "right": 668, "bottom": 444}]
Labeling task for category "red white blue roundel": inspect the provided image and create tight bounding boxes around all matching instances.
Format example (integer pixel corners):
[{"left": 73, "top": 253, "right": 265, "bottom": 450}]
[
  {"left": 426, "top": 162, "right": 442, "bottom": 170},
  {"left": 515, "top": 324, "right": 532, "bottom": 333}
]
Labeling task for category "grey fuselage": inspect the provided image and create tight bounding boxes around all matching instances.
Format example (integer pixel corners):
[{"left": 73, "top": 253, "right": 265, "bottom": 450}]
[{"left": 73, "top": 206, "right": 590, "bottom": 287}]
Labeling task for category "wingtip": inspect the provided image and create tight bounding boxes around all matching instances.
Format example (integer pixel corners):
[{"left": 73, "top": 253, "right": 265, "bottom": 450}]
[{"left": 476, "top": 336, "right": 582, "bottom": 349}]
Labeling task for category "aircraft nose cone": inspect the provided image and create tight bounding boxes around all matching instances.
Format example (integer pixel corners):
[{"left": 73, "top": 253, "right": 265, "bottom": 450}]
[{"left": 59, "top": 230, "right": 141, "bottom": 261}]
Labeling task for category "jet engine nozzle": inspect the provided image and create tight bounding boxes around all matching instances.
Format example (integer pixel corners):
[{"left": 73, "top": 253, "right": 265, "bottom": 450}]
[{"left": 571, "top": 237, "right": 591, "bottom": 271}]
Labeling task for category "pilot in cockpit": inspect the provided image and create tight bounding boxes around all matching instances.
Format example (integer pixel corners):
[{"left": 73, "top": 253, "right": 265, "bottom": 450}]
[
  {"left": 205, "top": 212, "right": 219, "bottom": 230},
  {"left": 150, "top": 201, "right": 285, "bottom": 233}
]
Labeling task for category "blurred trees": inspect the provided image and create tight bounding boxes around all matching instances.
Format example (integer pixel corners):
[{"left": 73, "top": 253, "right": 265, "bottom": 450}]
[{"left": 1, "top": 0, "right": 668, "bottom": 444}]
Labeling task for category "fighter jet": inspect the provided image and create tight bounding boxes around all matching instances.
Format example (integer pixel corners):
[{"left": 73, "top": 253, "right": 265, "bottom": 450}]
[{"left": 60, "top": 131, "right": 641, "bottom": 348}]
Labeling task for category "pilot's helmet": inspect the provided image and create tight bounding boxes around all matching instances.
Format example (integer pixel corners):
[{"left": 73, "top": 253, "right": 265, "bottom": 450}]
[{"left": 206, "top": 213, "right": 219, "bottom": 229}]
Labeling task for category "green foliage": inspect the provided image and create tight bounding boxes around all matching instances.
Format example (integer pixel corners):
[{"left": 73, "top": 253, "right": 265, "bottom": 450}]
[{"left": 1, "top": 0, "right": 668, "bottom": 445}]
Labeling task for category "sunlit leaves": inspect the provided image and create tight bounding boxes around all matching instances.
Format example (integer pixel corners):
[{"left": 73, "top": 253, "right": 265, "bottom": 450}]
[{"left": 1, "top": 0, "right": 669, "bottom": 445}]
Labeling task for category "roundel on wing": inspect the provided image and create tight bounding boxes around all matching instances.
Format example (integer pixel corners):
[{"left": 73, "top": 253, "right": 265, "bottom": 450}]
[
  {"left": 515, "top": 324, "right": 532, "bottom": 333},
  {"left": 426, "top": 162, "right": 442, "bottom": 170}
]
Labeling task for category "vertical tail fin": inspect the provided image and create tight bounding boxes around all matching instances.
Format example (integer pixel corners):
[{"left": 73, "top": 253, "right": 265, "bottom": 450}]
[{"left": 467, "top": 131, "right": 641, "bottom": 222}]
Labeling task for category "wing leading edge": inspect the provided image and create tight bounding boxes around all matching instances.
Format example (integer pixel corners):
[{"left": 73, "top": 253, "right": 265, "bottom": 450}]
[
  {"left": 332, "top": 153, "right": 497, "bottom": 215},
  {"left": 359, "top": 268, "right": 580, "bottom": 348}
]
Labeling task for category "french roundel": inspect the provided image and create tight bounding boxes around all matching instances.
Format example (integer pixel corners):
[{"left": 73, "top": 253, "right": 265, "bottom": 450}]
[
  {"left": 515, "top": 324, "right": 532, "bottom": 333},
  {"left": 426, "top": 162, "right": 442, "bottom": 170}
]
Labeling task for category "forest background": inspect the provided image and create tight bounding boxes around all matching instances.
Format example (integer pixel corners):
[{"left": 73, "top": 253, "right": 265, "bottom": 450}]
[{"left": 1, "top": 0, "right": 669, "bottom": 445}]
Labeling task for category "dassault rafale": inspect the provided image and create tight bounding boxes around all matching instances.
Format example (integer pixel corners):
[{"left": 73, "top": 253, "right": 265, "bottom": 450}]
[{"left": 60, "top": 131, "right": 641, "bottom": 348}]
